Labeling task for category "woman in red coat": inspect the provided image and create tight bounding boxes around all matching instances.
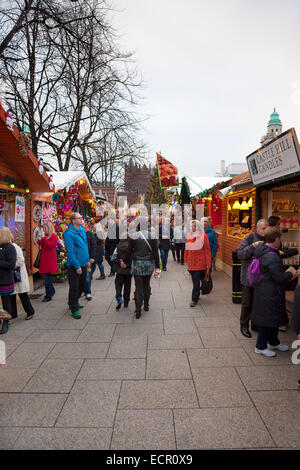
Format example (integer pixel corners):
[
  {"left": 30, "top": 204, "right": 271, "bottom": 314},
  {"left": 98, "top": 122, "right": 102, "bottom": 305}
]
[
  {"left": 38, "top": 222, "right": 58, "bottom": 302},
  {"left": 184, "top": 220, "right": 211, "bottom": 307}
]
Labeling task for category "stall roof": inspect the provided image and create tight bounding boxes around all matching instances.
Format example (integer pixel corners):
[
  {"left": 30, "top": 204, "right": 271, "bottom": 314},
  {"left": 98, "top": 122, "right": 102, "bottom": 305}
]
[
  {"left": 0, "top": 104, "right": 53, "bottom": 192},
  {"left": 50, "top": 171, "right": 95, "bottom": 198},
  {"left": 180, "top": 171, "right": 231, "bottom": 196}
]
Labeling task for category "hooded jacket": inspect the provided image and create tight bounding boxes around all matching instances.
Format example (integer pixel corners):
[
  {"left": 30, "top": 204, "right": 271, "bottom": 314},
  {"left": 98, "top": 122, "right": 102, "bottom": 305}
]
[
  {"left": 251, "top": 243, "right": 293, "bottom": 328},
  {"left": 205, "top": 226, "right": 218, "bottom": 257},
  {"left": 64, "top": 224, "right": 89, "bottom": 269}
]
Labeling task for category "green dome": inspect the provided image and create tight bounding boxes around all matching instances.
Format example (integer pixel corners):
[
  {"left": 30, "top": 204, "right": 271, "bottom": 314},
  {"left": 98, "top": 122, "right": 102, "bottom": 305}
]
[{"left": 268, "top": 108, "right": 282, "bottom": 126}]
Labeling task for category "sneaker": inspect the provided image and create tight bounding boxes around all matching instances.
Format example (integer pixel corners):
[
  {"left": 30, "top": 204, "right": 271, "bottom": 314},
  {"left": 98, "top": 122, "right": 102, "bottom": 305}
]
[
  {"left": 124, "top": 303, "right": 129, "bottom": 308},
  {"left": 116, "top": 297, "right": 122, "bottom": 310},
  {"left": 255, "top": 347, "right": 276, "bottom": 357},
  {"left": 72, "top": 310, "right": 81, "bottom": 319},
  {"left": 190, "top": 301, "right": 197, "bottom": 307},
  {"left": 86, "top": 294, "right": 92, "bottom": 301},
  {"left": 278, "top": 326, "right": 288, "bottom": 332},
  {"left": 78, "top": 304, "right": 84, "bottom": 309},
  {"left": 269, "top": 343, "right": 289, "bottom": 352}
]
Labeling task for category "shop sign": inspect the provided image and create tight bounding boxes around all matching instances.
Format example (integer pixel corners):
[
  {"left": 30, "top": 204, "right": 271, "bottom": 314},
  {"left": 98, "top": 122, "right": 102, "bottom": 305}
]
[
  {"left": 15, "top": 196, "right": 25, "bottom": 222},
  {"left": 0, "top": 200, "right": 9, "bottom": 211},
  {"left": 247, "top": 128, "right": 300, "bottom": 186}
]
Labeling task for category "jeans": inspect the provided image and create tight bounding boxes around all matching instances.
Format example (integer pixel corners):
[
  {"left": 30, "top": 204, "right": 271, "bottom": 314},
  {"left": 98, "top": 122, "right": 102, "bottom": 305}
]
[
  {"left": 115, "top": 274, "right": 132, "bottom": 304},
  {"left": 256, "top": 327, "right": 280, "bottom": 350},
  {"left": 10, "top": 293, "right": 35, "bottom": 318},
  {"left": 67, "top": 266, "right": 87, "bottom": 313},
  {"left": 85, "top": 262, "right": 105, "bottom": 294},
  {"left": 43, "top": 273, "right": 55, "bottom": 300},
  {"left": 160, "top": 248, "right": 169, "bottom": 269},
  {"left": 190, "top": 270, "right": 206, "bottom": 302}
]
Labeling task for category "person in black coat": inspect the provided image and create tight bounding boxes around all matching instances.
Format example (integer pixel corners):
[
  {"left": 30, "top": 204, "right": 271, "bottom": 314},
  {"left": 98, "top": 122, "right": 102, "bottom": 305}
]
[
  {"left": 111, "top": 236, "right": 132, "bottom": 310},
  {"left": 94, "top": 224, "right": 105, "bottom": 279},
  {"left": 0, "top": 227, "right": 17, "bottom": 334},
  {"left": 83, "top": 228, "right": 97, "bottom": 300},
  {"left": 159, "top": 217, "right": 173, "bottom": 271},
  {"left": 105, "top": 218, "right": 119, "bottom": 277},
  {"left": 252, "top": 227, "right": 300, "bottom": 357}
]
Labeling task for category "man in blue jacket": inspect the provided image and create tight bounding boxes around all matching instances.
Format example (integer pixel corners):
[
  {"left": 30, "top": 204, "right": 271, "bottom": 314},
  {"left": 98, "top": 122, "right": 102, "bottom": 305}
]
[
  {"left": 64, "top": 212, "right": 90, "bottom": 319},
  {"left": 202, "top": 217, "right": 218, "bottom": 270}
]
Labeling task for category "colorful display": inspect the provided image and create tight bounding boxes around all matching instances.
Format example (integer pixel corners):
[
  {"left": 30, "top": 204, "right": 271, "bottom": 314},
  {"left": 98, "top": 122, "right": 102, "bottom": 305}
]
[{"left": 156, "top": 153, "right": 179, "bottom": 188}]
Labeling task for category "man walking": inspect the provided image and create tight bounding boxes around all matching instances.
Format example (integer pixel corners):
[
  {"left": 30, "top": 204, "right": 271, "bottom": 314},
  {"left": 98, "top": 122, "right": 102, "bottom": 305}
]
[
  {"left": 64, "top": 213, "right": 90, "bottom": 319},
  {"left": 237, "top": 219, "right": 269, "bottom": 338},
  {"left": 202, "top": 217, "right": 218, "bottom": 270}
]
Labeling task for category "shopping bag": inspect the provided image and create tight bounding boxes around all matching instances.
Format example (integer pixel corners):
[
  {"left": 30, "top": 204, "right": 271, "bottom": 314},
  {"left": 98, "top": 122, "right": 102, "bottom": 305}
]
[
  {"left": 201, "top": 269, "right": 213, "bottom": 295},
  {"left": 33, "top": 249, "right": 41, "bottom": 269}
]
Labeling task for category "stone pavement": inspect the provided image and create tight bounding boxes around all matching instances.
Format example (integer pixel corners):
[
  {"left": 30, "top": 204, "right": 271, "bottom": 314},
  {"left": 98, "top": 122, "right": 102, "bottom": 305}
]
[{"left": 0, "top": 261, "right": 299, "bottom": 450}]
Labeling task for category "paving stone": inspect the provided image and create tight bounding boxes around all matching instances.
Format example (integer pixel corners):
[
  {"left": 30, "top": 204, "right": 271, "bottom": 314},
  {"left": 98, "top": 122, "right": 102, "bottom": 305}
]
[
  {"left": 77, "top": 359, "right": 145, "bottom": 380},
  {"left": 197, "top": 327, "right": 241, "bottom": 348},
  {"left": 164, "top": 318, "right": 198, "bottom": 335},
  {"left": 9, "top": 319, "right": 58, "bottom": 331},
  {"left": 119, "top": 380, "right": 198, "bottom": 409},
  {"left": 48, "top": 342, "right": 109, "bottom": 359},
  {"left": 174, "top": 408, "right": 274, "bottom": 449},
  {"left": 0, "top": 427, "right": 24, "bottom": 450},
  {"left": 194, "top": 315, "right": 237, "bottom": 328},
  {"left": 148, "top": 334, "right": 203, "bottom": 350},
  {"left": 192, "top": 367, "right": 252, "bottom": 408},
  {"left": 54, "top": 315, "right": 91, "bottom": 330},
  {"left": 14, "top": 427, "right": 112, "bottom": 450},
  {"left": 187, "top": 348, "right": 252, "bottom": 368},
  {"left": 114, "top": 323, "right": 164, "bottom": 337},
  {"left": 0, "top": 367, "right": 36, "bottom": 392},
  {"left": 250, "top": 391, "right": 300, "bottom": 448},
  {"left": 23, "top": 359, "right": 84, "bottom": 393},
  {"left": 0, "top": 394, "right": 67, "bottom": 426},
  {"left": 132, "top": 309, "right": 163, "bottom": 323},
  {"left": 24, "top": 330, "right": 80, "bottom": 343},
  {"left": 236, "top": 365, "right": 299, "bottom": 391},
  {"left": 163, "top": 308, "right": 206, "bottom": 318},
  {"left": 239, "top": 340, "right": 294, "bottom": 365},
  {"left": 111, "top": 409, "right": 176, "bottom": 450},
  {"left": 76, "top": 324, "right": 116, "bottom": 342},
  {"left": 2, "top": 328, "right": 34, "bottom": 343},
  {"left": 56, "top": 380, "right": 121, "bottom": 427},
  {"left": 4, "top": 343, "right": 55, "bottom": 369},
  {"left": 88, "top": 312, "right": 134, "bottom": 324},
  {"left": 107, "top": 336, "right": 147, "bottom": 358},
  {"left": 146, "top": 350, "right": 191, "bottom": 379}
]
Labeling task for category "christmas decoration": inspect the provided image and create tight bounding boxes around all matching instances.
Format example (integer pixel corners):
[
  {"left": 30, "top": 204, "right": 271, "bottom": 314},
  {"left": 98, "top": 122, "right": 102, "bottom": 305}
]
[
  {"left": 0, "top": 173, "right": 30, "bottom": 192},
  {"left": 5, "top": 108, "right": 13, "bottom": 131},
  {"left": 180, "top": 176, "right": 191, "bottom": 205},
  {"left": 49, "top": 174, "right": 54, "bottom": 190},
  {"left": 156, "top": 153, "right": 179, "bottom": 188},
  {"left": 19, "top": 131, "right": 31, "bottom": 156},
  {"left": 145, "top": 166, "right": 167, "bottom": 207},
  {"left": 38, "top": 158, "right": 44, "bottom": 175}
]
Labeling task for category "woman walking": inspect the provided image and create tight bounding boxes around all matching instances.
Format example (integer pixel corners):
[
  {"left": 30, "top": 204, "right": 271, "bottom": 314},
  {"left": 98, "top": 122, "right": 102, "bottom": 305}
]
[
  {"left": 125, "top": 218, "right": 160, "bottom": 318},
  {"left": 10, "top": 232, "right": 35, "bottom": 320},
  {"left": 0, "top": 227, "right": 16, "bottom": 334},
  {"left": 184, "top": 220, "right": 211, "bottom": 307},
  {"left": 37, "top": 222, "right": 58, "bottom": 302}
]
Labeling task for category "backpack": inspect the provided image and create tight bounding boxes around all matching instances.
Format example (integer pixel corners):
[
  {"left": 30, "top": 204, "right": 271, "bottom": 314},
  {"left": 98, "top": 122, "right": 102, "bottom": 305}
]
[{"left": 247, "top": 249, "right": 277, "bottom": 287}]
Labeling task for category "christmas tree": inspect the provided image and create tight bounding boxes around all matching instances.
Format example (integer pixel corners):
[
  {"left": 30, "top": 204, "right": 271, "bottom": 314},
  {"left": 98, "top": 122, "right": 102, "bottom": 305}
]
[
  {"left": 180, "top": 176, "right": 191, "bottom": 205},
  {"left": 145, "top": 167, "right": 167, "bottom": 208}
]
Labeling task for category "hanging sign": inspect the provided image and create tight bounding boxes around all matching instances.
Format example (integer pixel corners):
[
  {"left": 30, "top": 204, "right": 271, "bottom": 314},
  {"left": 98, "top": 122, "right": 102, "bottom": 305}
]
[
  {"left": 0, "top": 200, "right": 9, "bottom": 211},
  {"left": 15, "top": 196, "right": 25, "bottom": 222},
  {"left": 247, "top": 128, "right": 300, "bottom": 186}
]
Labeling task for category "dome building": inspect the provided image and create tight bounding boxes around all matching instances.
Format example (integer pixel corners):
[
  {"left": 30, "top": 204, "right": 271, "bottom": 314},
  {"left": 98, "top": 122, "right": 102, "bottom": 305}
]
[{"left": 260, "top": 108, "right": 283, "bottom": 146}]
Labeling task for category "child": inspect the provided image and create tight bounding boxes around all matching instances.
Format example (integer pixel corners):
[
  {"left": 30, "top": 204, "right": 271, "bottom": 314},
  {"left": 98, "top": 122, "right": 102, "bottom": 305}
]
[{"left": 111, "top": 234, "right": 132, "bottom": 309}]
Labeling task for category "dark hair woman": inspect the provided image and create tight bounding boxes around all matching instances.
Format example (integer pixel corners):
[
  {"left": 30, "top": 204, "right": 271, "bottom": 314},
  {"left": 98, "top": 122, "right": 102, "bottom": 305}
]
[
  {"left": 0, "top": 227, "right": 16, "bottom": 334},
  {"left": 37, "top": 222, "right": 58, "bottom": 302}
]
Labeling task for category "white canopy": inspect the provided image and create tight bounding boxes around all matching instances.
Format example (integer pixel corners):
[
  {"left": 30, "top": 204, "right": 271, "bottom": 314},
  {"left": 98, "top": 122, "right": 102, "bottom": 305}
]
[
  {"left": 179, "top": 171, "right": 231, "bottom": 196},
  {"left": 48, "top": 171, "right": 95, "bottom": 198}
]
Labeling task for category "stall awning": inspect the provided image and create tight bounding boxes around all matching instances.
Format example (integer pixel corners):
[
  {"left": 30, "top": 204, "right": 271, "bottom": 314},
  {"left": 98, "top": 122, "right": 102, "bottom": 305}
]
[
  {"left": 0, "top": 104, "right": 53, "bottom": 192},
  {"left": 180, "top": 171, "right": 231, "bottom": 196},
  {"left": 49, "top": 171, "right": 96, "bottom": 199}
]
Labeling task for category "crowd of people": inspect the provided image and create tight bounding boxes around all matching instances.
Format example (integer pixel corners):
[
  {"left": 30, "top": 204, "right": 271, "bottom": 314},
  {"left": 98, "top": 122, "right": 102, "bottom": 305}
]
[{"left": 0, "top": 210, "right": 299, "bottom": 371}]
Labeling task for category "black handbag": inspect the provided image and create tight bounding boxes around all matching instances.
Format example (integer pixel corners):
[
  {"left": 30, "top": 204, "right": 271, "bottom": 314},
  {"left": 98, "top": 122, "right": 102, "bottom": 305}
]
[
  {"left": 33, "top": 249, "right": 41, "bottom": 269},
  {"left": 202, "top": 269, "right": 213, "bottom": 295},
  {"left": 13, "top": 267, "right": 21, "bottom": 283}
]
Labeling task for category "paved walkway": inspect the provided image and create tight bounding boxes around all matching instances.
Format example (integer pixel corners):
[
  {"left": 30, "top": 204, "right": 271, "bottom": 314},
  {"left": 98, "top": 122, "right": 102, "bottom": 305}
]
[{"left": 0, "top": 261, "right": 299, "bottom": 450}]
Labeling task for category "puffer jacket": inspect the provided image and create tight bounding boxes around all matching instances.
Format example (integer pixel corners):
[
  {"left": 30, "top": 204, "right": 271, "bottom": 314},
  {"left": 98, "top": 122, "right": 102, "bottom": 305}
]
[
  {"left": 205, "top": 226, "right": 218, "bottom": 257},
  {"left": 184, "top": 231, "right": 211, "bottom": 271}
]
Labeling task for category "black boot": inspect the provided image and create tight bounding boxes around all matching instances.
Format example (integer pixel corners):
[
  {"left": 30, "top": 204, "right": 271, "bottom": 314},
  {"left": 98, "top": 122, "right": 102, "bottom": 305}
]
[
  {"left": 0, "top": 320, "right": 9, "bottom": 335},
  {"left": 135, "top": 309, "right": 141, "bottom": 319}
]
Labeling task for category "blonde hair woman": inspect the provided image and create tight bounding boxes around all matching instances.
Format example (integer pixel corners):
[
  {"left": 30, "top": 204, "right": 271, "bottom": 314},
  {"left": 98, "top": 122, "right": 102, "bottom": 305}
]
[
  {"left": 9, "top": 232, "right": 35, "bottom": 320},
  {"left": 0, "top": 227, "right": 16, "bottom": 334},
  {"left": 37, "top": 222, "right": 58, "bottom": 302}
]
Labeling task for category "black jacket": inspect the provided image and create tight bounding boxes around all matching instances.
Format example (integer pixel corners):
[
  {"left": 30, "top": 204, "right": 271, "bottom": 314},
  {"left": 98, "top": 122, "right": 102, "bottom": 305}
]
[
  {"left": 94, "top": 233, "right": 104, "bottom": 264},
  {"left": 237, "top": 231, "right": 264, "bottom": 287},
  {"left": 0, "top": 243, "right": 17, "bottom": 286},
  {"left": 105, "top": 223, "right": 119, "bottom": 251},
  {"left": 125, "top": 231, "right": 160, "bottom": 269},
  {"left": 251, "top": 244, "right": 293, "bottom": 328},
  {"left": 112, "top": 239, "right": 131, "bottom": 275},
  {"left": 159, "top": 224, "right": 173, "bottom": 250},
  {"left": 86, "top": 231, "right": 97, "bottom": 260}
]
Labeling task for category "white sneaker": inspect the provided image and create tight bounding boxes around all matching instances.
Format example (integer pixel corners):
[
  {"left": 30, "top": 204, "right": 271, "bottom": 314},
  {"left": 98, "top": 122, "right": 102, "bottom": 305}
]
[
  {"left": 255, "top": 347, "right": 276, "bottom": 357},
  {"left": 268, "top": 343, "right": 289, "bottom": 352},
  {"left": 278, "top": 326, "right": 288, "bottom": 332},
  {"left": 86, "top": 294, "right": 92, "bottom": 300}
]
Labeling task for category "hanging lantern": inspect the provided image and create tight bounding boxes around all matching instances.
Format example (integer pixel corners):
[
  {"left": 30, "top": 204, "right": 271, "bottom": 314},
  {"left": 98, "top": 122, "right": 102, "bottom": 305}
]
[
  {"left": 38, "top": 158, "right": 44, "bottom": 175},
  {"left": 228, "top": 202, "right": 232, "bottom": 211},
  {"left": 232, "top": 200, "right": 241, "bottom": 210},
  {"left": 49, "top": 174, "right": 54, "bottom": 190},
  {"left": 240, "top": 198, "right": 249, "bottom": 210},
  {"left": 247, "top": 197, "right": 253, "bottom": 208}
]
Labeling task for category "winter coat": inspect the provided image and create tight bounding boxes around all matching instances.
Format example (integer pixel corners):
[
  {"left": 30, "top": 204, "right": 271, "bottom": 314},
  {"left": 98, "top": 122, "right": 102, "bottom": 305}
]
[
  {"left": 94, "top": 233, "right": 104, "bottom": 264},
  {"left": 125, "top": 231, "right": 160, "bottom": 268},
  {"left": 112, "top": 239, "right": 132, "bottom": 275},
  {"left": 159, "top": 224, "right": 173, "bottom": 250},
  {"left": 64, "top": 224, "right": 89, "bottom": 269},
  {"left": 205, "top": 226, "right": 218, "bottom": 257},
  {"left": 0, "top": 243, "right": 16, "bottom": 286},
  {"left": 251, "top": 244, "right": 293, "bottom": 328},
  {"left": 86, "top": 231, "right": 97, "bottom": 260},
  {"left": 105, "top": 223, "right": 119, "bottom": 251},
  {"left": 237, "top": 231, "right": 264, "bottom": 287},
  {"left": 173, "top": 226, "right": 186, "bottom": 244},
  {"left": 184, "top": 231, "right": 211, "bottom": 271},
  {"left": 38, "top": 233, "right": 58, "bottom": 274},
  {"left": 11, "top": 243, "right": 30, "bottom": 294}
]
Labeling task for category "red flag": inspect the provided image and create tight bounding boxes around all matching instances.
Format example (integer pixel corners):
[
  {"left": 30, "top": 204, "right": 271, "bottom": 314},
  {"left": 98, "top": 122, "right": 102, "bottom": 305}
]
[{"left": 156, "top": 152, "right": 179, "bottom": 188}]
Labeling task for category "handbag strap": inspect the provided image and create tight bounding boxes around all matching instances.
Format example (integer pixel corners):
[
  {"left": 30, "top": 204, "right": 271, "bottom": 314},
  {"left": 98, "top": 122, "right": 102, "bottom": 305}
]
[{"left": 139, "top": 231, "right": 152, "bottom": 253}]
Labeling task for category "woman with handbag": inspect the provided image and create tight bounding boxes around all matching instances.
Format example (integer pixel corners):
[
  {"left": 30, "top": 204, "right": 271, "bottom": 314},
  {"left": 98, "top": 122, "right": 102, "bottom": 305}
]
[
  {"left": 125, "top": 218, "right": 160, "bottom": 318},
  {"left": 184, "top": 220, "right": 211, "bottom": 307},
  {"left": 37, "top": 222, "right": 58, "bottom": 302},
  {"left": 10, "top": 233, "right": 35, "bottom": 320},
  {"left": 0, "top": 227, "right": 16, "bottom": 334}
]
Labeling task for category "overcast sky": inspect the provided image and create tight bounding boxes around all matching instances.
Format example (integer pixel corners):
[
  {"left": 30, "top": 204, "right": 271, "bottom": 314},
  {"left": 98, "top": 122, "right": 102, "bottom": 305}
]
[{"left": 111, "top": 0, "right": 300, "bottom": 176}]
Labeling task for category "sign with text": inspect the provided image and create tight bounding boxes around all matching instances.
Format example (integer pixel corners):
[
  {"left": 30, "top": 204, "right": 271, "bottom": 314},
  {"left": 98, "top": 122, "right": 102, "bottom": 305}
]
[
  {"left": 15, "top": 196, "right": 25, "bottom": 222},
  {"left": 0, "top": 200, "right": 9, "bottom": 211},
  {"left": 247, "top": 128, "right": 300, "bottom": 186}
]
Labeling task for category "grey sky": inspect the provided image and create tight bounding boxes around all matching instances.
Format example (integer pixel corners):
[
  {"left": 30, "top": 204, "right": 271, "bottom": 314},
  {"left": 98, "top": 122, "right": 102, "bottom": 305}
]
[{"left": 111, "top": 0, "right": 300, "bottom": 176}]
